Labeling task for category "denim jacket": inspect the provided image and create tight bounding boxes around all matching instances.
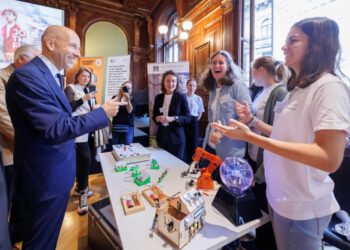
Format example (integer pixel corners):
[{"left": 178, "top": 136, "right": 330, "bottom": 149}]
[{"left": 203, "top": 82, "right": 252, "bottom": 160}]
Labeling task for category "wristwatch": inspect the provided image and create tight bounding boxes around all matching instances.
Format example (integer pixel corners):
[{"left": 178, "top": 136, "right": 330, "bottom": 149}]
[
  {"left": 174, "top": 116, "right": 179, "bottom": 122},
  {"left": 247, "top": 116, "right": 259, "bottom": 128}
]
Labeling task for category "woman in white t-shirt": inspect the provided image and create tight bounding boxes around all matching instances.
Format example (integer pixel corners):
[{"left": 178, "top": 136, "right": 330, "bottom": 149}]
[
  {"left": 212, "top": 17, "right": 350, "bottom": 250},
  {"left": 184, "top": 79, "right": 204, "bottom": 163}
]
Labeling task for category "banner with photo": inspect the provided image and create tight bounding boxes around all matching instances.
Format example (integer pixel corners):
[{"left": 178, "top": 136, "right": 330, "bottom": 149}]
[
  {"left": 0, "top": 0, "right": 64, "bottom": 67},
  {"left": 147, "top": 61, "right": 190, "bottom": 138},
  {"left": 105, "top": 55, "right": 131, "bottom": 101}
]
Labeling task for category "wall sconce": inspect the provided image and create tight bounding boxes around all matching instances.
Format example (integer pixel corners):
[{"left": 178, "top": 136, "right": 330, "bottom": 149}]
[{"left": 158, "top": 20, "right": 193, "bottom": 47}]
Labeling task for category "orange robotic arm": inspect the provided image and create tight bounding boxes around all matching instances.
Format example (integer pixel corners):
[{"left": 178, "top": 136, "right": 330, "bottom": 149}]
[{"left": 192, "top": 147, "right": 222, "bottom": 190}]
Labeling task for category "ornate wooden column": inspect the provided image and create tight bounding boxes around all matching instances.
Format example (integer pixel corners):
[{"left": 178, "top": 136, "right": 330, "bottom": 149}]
[
  {"left": 221, "top": 0, "right": 235, "bottom": 58},
  {"left": 131, "top": 16, "right": 151, "bottom": 91},
  {"left": 68, "top": 0, "right": 78, "bottom": 31}
]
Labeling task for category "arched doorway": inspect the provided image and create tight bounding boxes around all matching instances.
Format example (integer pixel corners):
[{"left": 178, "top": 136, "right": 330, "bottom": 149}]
[{"left": 85, "top": 21, "right": 128, "bottom": 102}]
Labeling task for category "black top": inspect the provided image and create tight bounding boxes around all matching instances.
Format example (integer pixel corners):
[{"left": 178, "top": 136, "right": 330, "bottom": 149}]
[{"left": 112, "top": 96, "right": 136, "bottom": 127}]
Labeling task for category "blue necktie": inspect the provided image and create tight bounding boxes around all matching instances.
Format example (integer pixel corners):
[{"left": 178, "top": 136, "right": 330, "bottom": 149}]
[{"left": 56, "top": 73, "right": 64, "bottom": 90}]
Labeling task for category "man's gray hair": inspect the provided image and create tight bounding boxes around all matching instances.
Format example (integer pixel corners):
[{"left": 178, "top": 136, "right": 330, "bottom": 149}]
[{"left": 14, "top": 44, "right": 39, "bottom": 61}]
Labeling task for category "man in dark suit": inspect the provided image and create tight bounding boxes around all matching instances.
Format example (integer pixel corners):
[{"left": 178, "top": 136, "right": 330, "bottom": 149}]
[
  {"left": 6, "top": 25, "right": 120, "bottom": 249},
  {"left": 0, "top": 143, "right": 11, "bottom": 250}
]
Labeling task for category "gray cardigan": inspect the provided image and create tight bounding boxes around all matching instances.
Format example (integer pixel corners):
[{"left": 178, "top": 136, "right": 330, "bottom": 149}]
[{"left": 255, "top": 84, "right": 288, "bottom": 184}]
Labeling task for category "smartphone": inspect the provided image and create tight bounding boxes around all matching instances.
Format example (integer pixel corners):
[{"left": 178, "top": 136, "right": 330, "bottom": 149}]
[
  {"left": 89, "top": 85, "right": 97, "bottom": 92},
  {"left": 122, "top": 86, "right": 129, "bottom": 93}
]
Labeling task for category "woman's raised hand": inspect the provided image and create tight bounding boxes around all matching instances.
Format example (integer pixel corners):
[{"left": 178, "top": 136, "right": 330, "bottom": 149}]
[
  {"left": 211, "top": 119, "right": 251, "bottom": 141},
  {"left": 233, "top": 99, "right": 253, "bottom": 124}
]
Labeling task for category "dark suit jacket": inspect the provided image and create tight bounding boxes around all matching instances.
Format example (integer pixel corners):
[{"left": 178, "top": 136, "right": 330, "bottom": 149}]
[
  {"left": 6, "top": 57, "right": 108, "bottom": 202},
  {"left": 152, "top": 92, "right": 190, "bottom": 147},
  {"left": 0, "top": 150, "right": 11, "bottom": 250}
]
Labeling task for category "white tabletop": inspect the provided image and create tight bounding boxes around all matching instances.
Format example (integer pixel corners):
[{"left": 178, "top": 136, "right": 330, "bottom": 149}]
[{"left": 100, "top": 147, "right": 270, "bottom": 250}]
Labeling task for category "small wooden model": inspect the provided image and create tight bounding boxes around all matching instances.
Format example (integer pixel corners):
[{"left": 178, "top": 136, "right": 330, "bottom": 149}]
[
  {"left": 156, "top": 188, "right": 205, "bottom": 248},
  {"left": 142, "top": 185, "right": 168, "bottom": 206},
  {"left": 121, "top": 192, "right": 145, "bottom": 215}
]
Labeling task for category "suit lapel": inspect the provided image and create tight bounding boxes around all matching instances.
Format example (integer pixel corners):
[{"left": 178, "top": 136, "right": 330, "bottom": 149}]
[{"left": 32, "top": 57, "right": 72, "bottom": 113}]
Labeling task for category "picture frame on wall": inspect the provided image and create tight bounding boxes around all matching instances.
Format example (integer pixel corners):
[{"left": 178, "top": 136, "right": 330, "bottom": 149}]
[{"left": 194, "top": 42, "right": 210, "bottom": 81}]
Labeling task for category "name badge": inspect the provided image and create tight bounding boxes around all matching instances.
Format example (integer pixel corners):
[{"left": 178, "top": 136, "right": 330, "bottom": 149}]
[
  {"left": 159, "top": 107, "right": 164, "bottom": 113},
  {"left": 219, "top": 94, "right": 230, "bottom": 104}
]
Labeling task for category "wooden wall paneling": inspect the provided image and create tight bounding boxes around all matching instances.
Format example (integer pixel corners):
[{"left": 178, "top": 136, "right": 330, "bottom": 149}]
[
  {"left": 203, "top": 16, "right": 223, "bottom": 54},
  {"left": 186, "top": 31, "right": 201, "bottom": 76},
  {"left": 221, "top": 0, "right": 236, "bottom": 59}
]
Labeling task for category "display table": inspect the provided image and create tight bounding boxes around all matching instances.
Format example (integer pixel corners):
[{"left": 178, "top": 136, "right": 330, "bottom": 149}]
[{"left": 99, "top": 147, "right": 270, "bottom": 250}]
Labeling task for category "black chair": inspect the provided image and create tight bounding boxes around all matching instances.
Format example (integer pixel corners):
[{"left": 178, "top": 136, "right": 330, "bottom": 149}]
[{"left": 323, "top": 148, "right": 350, "bottom": 249}]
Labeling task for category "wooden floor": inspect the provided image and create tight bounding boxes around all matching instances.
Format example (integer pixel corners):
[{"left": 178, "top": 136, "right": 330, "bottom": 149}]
[{"left": 56, "top": 173, "right": 108, "bottom": 250}]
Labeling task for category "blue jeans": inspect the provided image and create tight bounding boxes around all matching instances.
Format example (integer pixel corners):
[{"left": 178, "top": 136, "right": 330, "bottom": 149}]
[
  {"left": 269, "top": 206, "right": 331, "bottom": 250},
  {"left": 112, "top": 127, "right": 134, "bottom": 145}
]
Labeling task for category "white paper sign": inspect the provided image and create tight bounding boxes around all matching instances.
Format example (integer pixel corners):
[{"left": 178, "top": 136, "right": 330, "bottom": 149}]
[{"left": 105, "top": 55, "right": 131, "bottom": 101}]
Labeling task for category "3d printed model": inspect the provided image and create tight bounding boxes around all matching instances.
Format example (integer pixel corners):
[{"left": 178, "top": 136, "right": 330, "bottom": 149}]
[{"left": 183, "top": 147, "right": 222, "bottom": 189}]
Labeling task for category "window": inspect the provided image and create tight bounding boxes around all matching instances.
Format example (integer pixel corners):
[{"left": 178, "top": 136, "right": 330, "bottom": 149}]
[
  {"left": 165, "top": 13, "right": 180, "bottom": 62},
  {"left": 261, "top": 18, "right": 272, "bottom": 39},
  {"left": 241, "top": 0, "right": 251, "bottom": 84},
  {"left": 241, "top": 0, "right": 273, "bottom": 85},
  {"left": 241, "top": 0, "right": 350, "bottom": 85},
  {"left": 273, "top": 0, "right": 350, "bottom": 81}
]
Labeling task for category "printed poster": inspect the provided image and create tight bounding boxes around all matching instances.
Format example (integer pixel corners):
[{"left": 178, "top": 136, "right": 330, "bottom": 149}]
[
  {"left": 0, "top": 0, "right": 64, "bottom": 67},
  {"left": 105, "top": 55, "right": 131, "bottom": 101}
]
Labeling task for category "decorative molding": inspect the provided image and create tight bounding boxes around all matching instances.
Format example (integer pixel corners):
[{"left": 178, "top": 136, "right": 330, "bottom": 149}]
[
  {"left": 221, "top": 0, "right": 233, "bottom": 13},
  {"left": 203, "top": 16, "right": 222, "bottom": 30},
  {"left": 78, "top": 1, "right": 134, "bottom": 17},
  {"left": 183, "top": 0, "right": 221, "bottom": 23},
  {"left": 68, "top": 0, "right": 79, "bottom": 15},
  {"left": 45, "top": 0, "right": 59, "bottom": 8}
]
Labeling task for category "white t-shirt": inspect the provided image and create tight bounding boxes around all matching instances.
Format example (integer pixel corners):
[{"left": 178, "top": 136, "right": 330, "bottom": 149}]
[
  {"left": 208, "top": 87, "right": 222, "bottom": 148},
  {"left": 162, "top": 93, "right": 173, "bottom": 126},
  {"left": 248, "top": 84, "right": 280, "bottom": 161},
  {"left": 264, "top": 73, "right": 350, "bottom": 220},
  {"left": 187, "top": 94, "right": 204, "bottom": 117}
]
